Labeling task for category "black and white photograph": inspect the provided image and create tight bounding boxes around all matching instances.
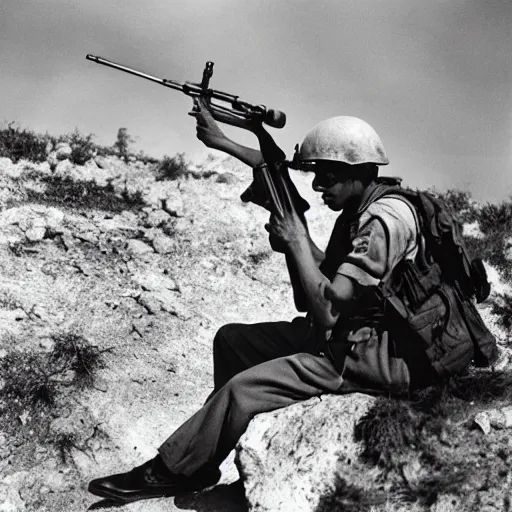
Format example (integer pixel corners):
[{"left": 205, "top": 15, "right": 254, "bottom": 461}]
[{"left": 1, "top": 1, "right": 511, "bottom": 511}]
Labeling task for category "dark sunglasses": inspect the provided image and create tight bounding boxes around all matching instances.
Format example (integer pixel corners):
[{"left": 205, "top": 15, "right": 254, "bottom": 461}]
[{"left": 312, "top": 169, "right": 345, "bottom": 188}]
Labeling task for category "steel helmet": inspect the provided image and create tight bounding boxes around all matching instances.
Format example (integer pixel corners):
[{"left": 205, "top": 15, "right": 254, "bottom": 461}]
[{"left": 297, "top": 116, "right": 389, "bottom": 166}]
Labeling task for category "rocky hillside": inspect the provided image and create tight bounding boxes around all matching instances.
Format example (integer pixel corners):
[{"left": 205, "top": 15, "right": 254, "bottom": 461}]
[{"left": 0, "top": 137, "right": 510, "bottom": 512}]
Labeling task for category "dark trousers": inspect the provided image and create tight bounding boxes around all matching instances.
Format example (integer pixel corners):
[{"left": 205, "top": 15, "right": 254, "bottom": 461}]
[{"left": 157, "top": 318, "right": 343, "bottom": 477}]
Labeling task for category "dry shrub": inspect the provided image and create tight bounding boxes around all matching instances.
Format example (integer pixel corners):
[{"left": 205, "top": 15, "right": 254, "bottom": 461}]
[
  {"left": 315, "top": 476, "right": 387, "bottom": 512},
  {"left": 0, "top": 122, "right": 50, "bottom": 163},
  {"left": 347, "top": 370, "right": 512, "bottom": 509},
  {"left": 22, "top": 174, "right": 144, "bottom": 212}
]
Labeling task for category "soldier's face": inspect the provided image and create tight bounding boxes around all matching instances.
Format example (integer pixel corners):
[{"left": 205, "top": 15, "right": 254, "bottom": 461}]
[{"left": 312, "top": 168, "right": 362, "bottom": 211}]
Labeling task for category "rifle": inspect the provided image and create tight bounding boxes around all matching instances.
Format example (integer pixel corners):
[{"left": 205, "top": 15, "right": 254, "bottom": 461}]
[
  {"left": 85, "top": 55, "right": 309, "bottom": 217},
  {"left": 86, "top": 55, "right": 286, "bottom": 129}
]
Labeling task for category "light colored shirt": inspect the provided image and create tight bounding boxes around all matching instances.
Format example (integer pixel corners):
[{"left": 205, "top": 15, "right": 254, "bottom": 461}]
[{"left": 337, "top": 195, "right": 419, "bottom": 286}]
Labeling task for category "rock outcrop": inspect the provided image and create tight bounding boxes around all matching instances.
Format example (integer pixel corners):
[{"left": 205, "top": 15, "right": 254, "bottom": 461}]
[{"left": 236, "top": 394, "right": 377, "bottom": 512}]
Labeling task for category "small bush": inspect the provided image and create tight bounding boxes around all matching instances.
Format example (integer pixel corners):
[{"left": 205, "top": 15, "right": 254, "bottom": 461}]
[
  {"left": 0, "top": 351, "right": 56, "bottom": 407},
  {"left": 23, "top": 174, "right": 145, "bottom": 212},
  {"left": 463, "top": 199, "right": 512, "bottom": 280},
  {"left": 247, "top": 250, "right": 272, "bottom": 265},
  {"left": 134, "top": 150, "right": 159, "bottom": 165},
  {"left": 446, "top": 370, "right": 512, "bottom": 403},
  {"left": 349, "top": 371, "right": 512, "bottom": 508},
  {"left": 0, "top": 122, "right": 50, "bottom": 163},
  {"left": 0, "top": 291, "right": 20, "bottom": 310},
  {"left": 429, "top": 188, "right": 477, "bottom": 224},
  {"left": 62, "top": 129, "right": 96, "bottom": 165},
  {"left": 51, "top": 332, "right": 104, "bottom": 388},
  {"left": 157, "top": 153, "right": 189, "bottom": 181},
  {"left": 51, "top": 432, "right": 78, "bottom": 463},
  {"left": 477, "top": 201, "right": 512, "bottom": 234},
  {"left": 0, "top": 332, "right": 105, "bottom": 423},
  {"left": 354, "top": 398, "right": 422, "bottom": 469},
  {"left": 113, "top": 127, "right": 135, "bottom": 163},
  {"left": 314, "top": 476, "right": 386, "bottom": 512}
]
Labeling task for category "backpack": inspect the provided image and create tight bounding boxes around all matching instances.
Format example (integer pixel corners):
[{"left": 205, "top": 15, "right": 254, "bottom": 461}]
[{"left": 361, "top": 184, "right": 498, "bottom": 376}]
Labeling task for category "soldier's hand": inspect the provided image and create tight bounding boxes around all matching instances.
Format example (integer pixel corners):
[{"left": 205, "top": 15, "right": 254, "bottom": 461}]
[
  {"left": 265, "top": 209, "right": 308, "bottom": 254},
  {"left": 189, "top": 97, "right": 228, "bottom": 150},
  {"left": 266, "top": 230, "right": 288, "bottom": 253}
]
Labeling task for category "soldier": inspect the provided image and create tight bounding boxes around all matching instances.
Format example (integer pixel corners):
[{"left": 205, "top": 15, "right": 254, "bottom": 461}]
[{"left": 87, "top": 103, "right": 470, "bottom": 503}]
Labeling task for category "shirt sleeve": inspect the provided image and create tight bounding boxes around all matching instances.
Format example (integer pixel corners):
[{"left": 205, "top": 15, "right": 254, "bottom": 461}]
[{"left": 337, "top": 197, "right": 418, "bottom": 286}]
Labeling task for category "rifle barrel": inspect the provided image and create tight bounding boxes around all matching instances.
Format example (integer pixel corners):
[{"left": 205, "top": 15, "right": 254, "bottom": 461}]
[{"left": 86, "top": 54, "right": 184, "bottom": 92}]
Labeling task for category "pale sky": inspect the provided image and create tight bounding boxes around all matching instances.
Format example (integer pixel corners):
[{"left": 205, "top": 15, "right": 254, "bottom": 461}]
[{"left": 2, "top": 0, "right": 511, "bottom": 201}]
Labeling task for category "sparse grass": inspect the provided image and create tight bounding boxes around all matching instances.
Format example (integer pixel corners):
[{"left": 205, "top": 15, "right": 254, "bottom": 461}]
[
  {"left": 315, "top": 476, "right": 387, "bottom": 512},
  {"left": 0, "top": 122, "right": 51, "bottom": 163},
  {"left": 22, "top": 174, "right": 145, "bottom": 212},
  {"left": 247, "top": 250, "right": 272, "bottom": 265},
  {"left": 0, "top": 351, "right": 57, "bottom": 408},
  {"left": 343, "top": 370, "right": 512, "bottom": 510},
  {"left": 51, "top": 432, "right": 78, "bottom": 463},
  {"left": 0, "top": 291, "right": 20, "bottom": 309},
  {"left": 446, "top": 370, "right": 512, "bottom": 403},
  {"left": 0, "top": 332, "right": 105, "bottom": 434},
  {"left": 397, "top": 466, "right": 469, "bottom": 507},
  {"left": 50, "top": 332, "right": 104, "bottom": 388},
  {"left": 354, "top": 397, "right": 422, "bottom": 470}
]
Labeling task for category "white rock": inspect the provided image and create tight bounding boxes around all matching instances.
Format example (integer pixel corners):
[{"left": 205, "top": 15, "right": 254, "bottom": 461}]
[
  {"left": 144, "top": 181, "right": 181, "bottom": 208},
  {"left": 0, "top": 157, "right": 13, "bottom": 168},
  {"left": 0, "top": 483, "right": 25, "bottom": 512},
  {"left": 44, "top": 208, "right": 65, "bottom": 229},
  {"left": 236, "top": 393, "right": 376, "bottom": 512},
  {"left": 140, "top": 289, "right": 191, "bottom": 320},
  {"left": 173, "top": 218, "right": 192, "bottom": 234},
  {"left": 162, "top": 194, "right": 184, "bottom": 217},
  {"left": 54, "top": 159, "right": 75, "bottom": 177},
  {"left": 126, "top": 239, "right": 154, "bottom": 257},
  {"left": 152, "top": 234, "right": 177, "bottom": 255},
  {"left": 0, "top": 158, "right": 23, "bottom": 179},
  {"left": 94, "top": 155, "right": 109, "bottom": 169},
  {"left": 13, "top": 308, "right": 27, "bottom": 321},
  {"left": 462, "top": 221, "right": 484, "bottom": 239},
  {"left": 474, "top": 412, "right": 491, "bottom": 434},
  {"left": 504, "top": 237, "right": 512, "bottom": 262},
  {"left": 132, "top": 271, "right": 178, "bottom": 292},
  {"left": 29, "top": 216, "right": 46, "bottom": 229},
  {"left": 138, "top": 292, "right": 162, "bottom": 315},
  {"left": 61, "top": 233, "right": 75, "bottom": 250},
  {"left": 25, "top": 227, "right": 46, "bottom": 242},
  {"left": 75, "top": 230, "right": 98, "bottom": 245},
  {"left": 475, "top": 407, "right": 512, "bottom": 433},
  {"left": 55, "top": 142, "right": 72, "bottom": 160},
  {"left": 488, "top": 407, "right": 512, "bottom": 429}
]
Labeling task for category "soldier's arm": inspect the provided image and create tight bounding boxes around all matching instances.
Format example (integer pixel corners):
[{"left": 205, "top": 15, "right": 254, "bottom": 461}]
[
  {"left": 193, "top": 99, "right": 325, "bottom": 312},
  {"left": 286, "top": 239, "right": 325, "bottom": 312},
  {"left": 287, "top": 235, "right": 355, "bottom": 326}
]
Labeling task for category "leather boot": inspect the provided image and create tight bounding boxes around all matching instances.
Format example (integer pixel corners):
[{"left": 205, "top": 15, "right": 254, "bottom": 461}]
[{"left": 88, "top": 455, "right": 221, "bottom": 503}]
